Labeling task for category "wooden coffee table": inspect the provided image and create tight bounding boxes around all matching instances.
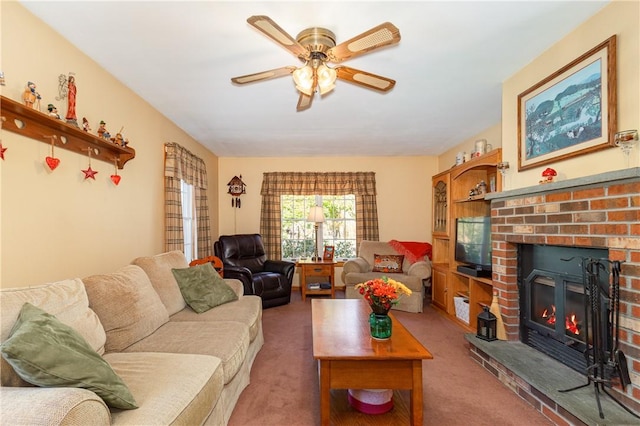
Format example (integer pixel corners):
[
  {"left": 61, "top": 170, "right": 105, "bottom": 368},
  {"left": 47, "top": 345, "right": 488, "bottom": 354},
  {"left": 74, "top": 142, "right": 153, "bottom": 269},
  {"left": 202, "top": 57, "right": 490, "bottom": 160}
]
[{"left": 312, "top": 299, "right": 433, "bottom": 425}]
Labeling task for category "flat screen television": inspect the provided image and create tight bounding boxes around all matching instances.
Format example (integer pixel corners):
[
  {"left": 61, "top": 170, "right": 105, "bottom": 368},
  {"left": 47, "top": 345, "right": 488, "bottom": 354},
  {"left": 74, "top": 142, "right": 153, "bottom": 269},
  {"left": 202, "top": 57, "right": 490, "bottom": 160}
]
[{"left": 455, "top": 216, "right": 492, "bottom": 277}]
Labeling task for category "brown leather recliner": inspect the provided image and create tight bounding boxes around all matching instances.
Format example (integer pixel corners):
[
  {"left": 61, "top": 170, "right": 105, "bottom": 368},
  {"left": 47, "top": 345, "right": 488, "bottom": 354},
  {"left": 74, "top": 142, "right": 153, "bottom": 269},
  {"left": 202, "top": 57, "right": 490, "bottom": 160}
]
[{"left": 214, "top": 234, "right": 295, "bottom": 309}]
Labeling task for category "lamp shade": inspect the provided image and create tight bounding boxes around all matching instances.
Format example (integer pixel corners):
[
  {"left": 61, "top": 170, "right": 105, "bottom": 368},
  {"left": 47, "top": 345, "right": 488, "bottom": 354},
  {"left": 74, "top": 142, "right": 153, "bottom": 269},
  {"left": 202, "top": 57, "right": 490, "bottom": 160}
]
[
  {"left": 292, "top": 65, "right": 314, "bottom": 96},
  {"left": 292, "top": 62, "right": 337, "bottom": 97},
  {"left": 307, "top": 206, "right": 325, "bottom": 223}
]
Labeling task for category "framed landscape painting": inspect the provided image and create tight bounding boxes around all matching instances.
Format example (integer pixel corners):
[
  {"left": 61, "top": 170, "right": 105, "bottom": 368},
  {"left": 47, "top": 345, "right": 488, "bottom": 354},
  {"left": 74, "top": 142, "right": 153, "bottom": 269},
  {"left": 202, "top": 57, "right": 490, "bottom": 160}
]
[{"left": 518, "top": 36, "right": 617, "bottom": 171}]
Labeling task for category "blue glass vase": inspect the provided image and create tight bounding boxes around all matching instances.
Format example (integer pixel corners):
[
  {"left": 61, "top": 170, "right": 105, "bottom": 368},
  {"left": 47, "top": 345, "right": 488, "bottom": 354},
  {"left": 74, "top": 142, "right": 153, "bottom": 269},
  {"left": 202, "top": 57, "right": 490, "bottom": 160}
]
[{"left": 369, "top": 311, "right": 392, "bottom": 340}]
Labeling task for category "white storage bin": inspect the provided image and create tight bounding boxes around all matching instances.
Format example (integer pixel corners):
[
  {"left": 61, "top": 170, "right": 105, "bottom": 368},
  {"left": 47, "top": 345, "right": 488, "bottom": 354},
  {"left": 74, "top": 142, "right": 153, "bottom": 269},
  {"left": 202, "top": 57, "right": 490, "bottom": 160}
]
[{"left": 454, "top": 296, "right": 470, "bottom": 324}]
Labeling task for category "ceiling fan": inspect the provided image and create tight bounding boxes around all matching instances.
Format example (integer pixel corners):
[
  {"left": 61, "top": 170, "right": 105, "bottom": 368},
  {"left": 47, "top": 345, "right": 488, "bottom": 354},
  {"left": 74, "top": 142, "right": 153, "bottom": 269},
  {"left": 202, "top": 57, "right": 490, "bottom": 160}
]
[{"left": 230, "top": 16, "right": 401, "bottom": 111}]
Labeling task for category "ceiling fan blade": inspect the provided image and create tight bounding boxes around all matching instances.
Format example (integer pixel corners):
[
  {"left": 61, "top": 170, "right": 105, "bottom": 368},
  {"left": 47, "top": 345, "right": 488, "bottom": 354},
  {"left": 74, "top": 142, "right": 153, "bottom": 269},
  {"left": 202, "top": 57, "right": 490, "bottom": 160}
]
[
  {"left": 327, "top": 22, "right": 400, "bottom": 63},
  {"left": 335, "top": 66, "right": 396, "bottom": 92},
  {"left": 296, "top": 92, "right": 313, "bottom": 111},
  {"left": 247, "top": 15, "right": 309, "bottom": 60},
  {"left": 231, "top": 66, "right": 296, "bottom": 84}
]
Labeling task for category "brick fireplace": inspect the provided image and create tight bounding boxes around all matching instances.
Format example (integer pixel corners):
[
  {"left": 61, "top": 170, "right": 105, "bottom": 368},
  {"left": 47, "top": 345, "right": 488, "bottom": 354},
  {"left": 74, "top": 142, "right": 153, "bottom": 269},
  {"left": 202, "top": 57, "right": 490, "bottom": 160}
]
[{"left": 479, "top": 168, "right": 640, "bottom": 422}]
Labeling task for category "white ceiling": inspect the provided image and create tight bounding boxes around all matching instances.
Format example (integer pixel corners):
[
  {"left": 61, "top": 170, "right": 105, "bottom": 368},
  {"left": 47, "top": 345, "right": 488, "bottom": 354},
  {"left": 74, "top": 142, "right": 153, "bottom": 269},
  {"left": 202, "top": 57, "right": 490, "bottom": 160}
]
[{"left": 21, "top": 1, "right": 609, "bottom": 157}]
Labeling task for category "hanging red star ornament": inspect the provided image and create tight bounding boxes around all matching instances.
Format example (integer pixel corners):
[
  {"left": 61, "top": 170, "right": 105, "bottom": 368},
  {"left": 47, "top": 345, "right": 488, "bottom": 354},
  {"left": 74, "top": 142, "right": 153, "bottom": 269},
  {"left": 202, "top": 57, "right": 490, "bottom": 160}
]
[
  {"left": 82, "top": 166, "right": 98, "bottom": 180},
  {"left": 0, "top": 142, "right": 7, "bottom": 160},
  {"left": 82, "top": 147, "right": 98, "bottom": 180}
]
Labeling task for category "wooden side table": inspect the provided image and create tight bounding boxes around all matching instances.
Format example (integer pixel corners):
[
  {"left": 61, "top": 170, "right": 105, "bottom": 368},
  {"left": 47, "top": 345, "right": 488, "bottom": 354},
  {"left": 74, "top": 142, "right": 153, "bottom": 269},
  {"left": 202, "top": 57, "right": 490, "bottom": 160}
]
[{"left": 299, "top": 260, "right": 336, "bottom": 302}]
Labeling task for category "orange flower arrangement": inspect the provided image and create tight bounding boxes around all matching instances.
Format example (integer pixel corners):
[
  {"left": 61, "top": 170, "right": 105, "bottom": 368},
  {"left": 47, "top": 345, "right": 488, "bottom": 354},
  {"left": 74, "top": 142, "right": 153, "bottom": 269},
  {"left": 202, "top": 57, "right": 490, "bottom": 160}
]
[{"left": 355, "top": 276, "right": 412, "bottom": 312}]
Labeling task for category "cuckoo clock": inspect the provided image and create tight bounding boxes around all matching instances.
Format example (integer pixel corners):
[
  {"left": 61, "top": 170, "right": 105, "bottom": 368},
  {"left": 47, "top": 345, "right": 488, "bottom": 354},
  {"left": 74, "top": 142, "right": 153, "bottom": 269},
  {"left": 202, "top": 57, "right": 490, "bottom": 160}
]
[{"left": 227, "top": 175, "right": 246, "bottom": 208}]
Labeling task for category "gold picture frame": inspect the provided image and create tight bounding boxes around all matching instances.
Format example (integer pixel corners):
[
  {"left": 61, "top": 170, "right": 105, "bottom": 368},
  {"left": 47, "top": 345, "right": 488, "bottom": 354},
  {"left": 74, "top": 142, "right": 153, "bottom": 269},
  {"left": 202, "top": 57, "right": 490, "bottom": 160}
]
[{"left": 517, "top": 36, "right": 617, "bottom": 171}]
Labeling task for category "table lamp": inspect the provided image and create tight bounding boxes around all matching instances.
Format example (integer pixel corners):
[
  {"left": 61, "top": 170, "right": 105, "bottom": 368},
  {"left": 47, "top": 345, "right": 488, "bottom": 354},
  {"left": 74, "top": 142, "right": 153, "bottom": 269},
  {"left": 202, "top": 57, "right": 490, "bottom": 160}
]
[{"left": 307, "top": 206, "right": 325, "bottom": 261}]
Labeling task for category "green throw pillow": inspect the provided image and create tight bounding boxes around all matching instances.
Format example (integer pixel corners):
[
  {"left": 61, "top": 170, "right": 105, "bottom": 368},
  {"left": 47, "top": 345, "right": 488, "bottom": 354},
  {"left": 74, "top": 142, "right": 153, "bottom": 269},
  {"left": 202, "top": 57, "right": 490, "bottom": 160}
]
[
  {"left": 172, "top": 262, "right": 238, "bottom": 313},
  {"left": 0, "top": 303, "right": 138, "bottom": 410}
]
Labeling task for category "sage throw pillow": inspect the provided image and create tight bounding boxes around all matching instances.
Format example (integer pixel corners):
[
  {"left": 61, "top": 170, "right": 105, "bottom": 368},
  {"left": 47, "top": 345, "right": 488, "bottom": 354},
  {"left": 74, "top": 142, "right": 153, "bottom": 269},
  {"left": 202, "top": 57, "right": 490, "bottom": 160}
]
[
  {"left": 0, "top": 303, "right": 138, "bottom": 410},
  {"left": 372, "top": 254, "right": 405, "bottom": 273},
  {"left": 172, "top": 262, "right": 238, "bottom": 313}
]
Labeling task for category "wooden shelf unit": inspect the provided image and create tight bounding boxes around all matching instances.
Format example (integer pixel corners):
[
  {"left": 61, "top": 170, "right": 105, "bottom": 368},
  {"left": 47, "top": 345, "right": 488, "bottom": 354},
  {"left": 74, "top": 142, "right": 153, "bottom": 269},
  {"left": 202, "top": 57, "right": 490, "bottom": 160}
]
[
  {"left": 1, "top": 95, "right": 135, "bottom": 169},
  {"left": 430, "top": 148, "right": 501, "bottom": 332}
]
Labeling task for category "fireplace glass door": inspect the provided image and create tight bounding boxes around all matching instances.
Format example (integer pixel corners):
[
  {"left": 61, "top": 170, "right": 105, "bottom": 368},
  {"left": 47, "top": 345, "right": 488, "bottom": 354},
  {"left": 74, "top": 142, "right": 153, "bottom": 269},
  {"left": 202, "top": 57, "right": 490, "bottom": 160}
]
[
  {"left": 528, "top": 271, "right": 585, "bottom": 345},
  {"left": 518, "top": 244, "right": 610, "bottom": 373}
]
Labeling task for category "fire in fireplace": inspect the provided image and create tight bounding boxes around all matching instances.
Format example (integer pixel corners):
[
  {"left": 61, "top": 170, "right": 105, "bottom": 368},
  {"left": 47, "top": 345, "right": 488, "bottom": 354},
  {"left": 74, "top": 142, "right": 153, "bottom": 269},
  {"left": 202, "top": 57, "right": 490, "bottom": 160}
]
[
  {"left": 539, "top": 294, "right": 581, "bottom": 336},
  {"left": 519, "top": 245, "right": 610, "bottom": 373}
]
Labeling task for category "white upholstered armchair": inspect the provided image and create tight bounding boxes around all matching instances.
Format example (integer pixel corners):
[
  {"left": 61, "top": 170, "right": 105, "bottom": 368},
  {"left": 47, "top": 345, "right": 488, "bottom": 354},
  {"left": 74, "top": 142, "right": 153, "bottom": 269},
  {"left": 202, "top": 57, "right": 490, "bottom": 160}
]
[{"left": 342, "top": 240, "right": 432, "bottom": 313}]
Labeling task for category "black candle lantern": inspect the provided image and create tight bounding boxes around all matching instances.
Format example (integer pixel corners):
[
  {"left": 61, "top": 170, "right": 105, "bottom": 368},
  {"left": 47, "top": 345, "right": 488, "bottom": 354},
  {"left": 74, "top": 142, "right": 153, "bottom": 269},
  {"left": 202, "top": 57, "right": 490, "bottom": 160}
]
[{"left": 477, "top": 306, "right": 497, "bottom": 341}]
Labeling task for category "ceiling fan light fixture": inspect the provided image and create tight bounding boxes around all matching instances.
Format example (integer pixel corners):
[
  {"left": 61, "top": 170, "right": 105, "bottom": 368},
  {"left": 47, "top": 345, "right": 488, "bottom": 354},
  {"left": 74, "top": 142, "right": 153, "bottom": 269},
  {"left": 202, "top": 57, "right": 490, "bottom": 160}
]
[
  {"left": 292, "top": 64, "right": 314, "bottom": 95},
  {"left": 316, "top": 64, "right": 337, "bottom": 95},
  {"left": 292, "top": 61, "right": 337, "bottom": 96}
]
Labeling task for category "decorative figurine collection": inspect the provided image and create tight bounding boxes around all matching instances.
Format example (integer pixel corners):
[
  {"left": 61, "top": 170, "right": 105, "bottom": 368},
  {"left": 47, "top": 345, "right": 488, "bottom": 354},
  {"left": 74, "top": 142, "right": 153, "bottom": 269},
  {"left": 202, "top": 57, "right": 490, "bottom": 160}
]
[
  {"left": 7, "top": 73, "right": 131, "bottom": 185},
  {"left": 19, "top": 75, "right": 131, "bottom": 148}
]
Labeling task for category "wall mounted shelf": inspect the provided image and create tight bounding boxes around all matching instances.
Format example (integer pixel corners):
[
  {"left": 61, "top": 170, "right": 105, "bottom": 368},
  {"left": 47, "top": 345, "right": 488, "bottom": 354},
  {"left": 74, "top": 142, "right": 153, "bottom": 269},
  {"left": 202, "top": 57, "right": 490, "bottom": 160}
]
[{"left": 1, "top": 95, "right": 135, "bottom": 169}]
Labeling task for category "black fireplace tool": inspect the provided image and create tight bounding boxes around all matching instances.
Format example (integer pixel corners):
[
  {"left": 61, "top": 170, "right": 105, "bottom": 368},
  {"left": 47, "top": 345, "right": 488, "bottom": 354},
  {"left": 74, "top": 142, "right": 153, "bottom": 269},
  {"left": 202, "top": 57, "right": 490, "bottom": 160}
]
[
  {"left": 611, "top": 260, "right": 632, "bottom": 389},
  {"left": 559, "top": 258, "right": 639, "bottom": 420}
]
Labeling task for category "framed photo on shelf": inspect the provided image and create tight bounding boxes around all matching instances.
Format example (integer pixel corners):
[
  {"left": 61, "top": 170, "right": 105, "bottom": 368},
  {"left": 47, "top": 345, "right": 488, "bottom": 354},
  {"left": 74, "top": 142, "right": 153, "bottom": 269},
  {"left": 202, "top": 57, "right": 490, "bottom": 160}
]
[
  {"left": 517, "top": 35, "right": 617, "bottom": 171},
  {"left": 323, "top": 246, "right": 335, "bottom": 261}
]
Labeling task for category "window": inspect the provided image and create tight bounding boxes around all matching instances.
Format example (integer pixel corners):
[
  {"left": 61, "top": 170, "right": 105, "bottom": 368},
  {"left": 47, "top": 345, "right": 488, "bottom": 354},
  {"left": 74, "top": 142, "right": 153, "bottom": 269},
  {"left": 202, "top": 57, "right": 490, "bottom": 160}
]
[
  {"left": 181, "top": 180, "right": 197, "bottom": 262},
  {"left": 164, "top": 142, "right": 211, "bottom": 261},
  {"left": 281, "top": 194, "right": 356, "bottom": 260}
]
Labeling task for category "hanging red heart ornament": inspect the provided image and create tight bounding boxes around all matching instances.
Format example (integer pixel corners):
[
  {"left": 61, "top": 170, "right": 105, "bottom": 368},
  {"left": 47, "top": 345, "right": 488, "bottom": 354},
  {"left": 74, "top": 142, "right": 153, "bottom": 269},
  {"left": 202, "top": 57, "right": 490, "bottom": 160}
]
[
  {"left": 45, "top": 136, "right": 60, "bottom": 171},
  {"left": 45, "top": 156, "right": 60, "bottom": 170},
  {"left": 110, "top": 158, "right": 121, "bottom": 186}
]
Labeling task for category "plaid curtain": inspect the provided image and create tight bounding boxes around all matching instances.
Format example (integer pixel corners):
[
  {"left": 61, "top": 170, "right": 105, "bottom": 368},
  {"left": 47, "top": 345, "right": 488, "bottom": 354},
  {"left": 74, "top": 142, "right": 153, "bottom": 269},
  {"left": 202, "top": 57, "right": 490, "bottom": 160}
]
[
  {"left": 164, "top": 143, "right": 212, "bottom": 258},
  {"left": 260, "top": 172, "right": 379, "bottom": 259}
]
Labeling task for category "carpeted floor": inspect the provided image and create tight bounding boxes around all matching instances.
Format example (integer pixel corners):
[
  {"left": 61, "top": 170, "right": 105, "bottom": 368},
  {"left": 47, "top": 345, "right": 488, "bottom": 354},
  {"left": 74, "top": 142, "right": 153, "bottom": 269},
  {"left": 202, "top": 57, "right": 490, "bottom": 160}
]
[{"left": 228, "top": 290, "right": 554, "bottom": 426}]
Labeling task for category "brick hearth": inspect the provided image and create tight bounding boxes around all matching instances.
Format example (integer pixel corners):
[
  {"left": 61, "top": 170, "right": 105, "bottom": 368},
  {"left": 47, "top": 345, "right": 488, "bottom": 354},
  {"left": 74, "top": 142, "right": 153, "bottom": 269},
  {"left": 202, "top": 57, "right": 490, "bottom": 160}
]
[{"left": 480, "top": 168, "right": 640, "bottom": 422}]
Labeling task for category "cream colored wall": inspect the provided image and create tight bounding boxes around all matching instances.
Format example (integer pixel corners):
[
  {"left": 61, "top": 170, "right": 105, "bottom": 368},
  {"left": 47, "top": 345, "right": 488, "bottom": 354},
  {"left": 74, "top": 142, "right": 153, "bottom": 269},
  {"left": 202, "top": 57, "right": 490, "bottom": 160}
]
[
  {"left": 502, "top": 0, "right": 639, "bottom": 189},
  {"left": 0, "top": 3, "right": 219, "bottom": 287},
  {"left": 218, "top": 157, "right": 437, "bottom": 242},
  {"left": 437, "top": 123, "right": 502, "bottom": 173}
]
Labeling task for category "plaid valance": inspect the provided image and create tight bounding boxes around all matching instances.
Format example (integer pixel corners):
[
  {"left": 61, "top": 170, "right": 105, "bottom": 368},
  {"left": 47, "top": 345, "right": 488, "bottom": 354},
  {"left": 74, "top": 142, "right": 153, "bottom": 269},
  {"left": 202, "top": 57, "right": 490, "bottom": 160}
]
[
  {"left": 260, "top": 172, "right": 377, "bottom": 196},
  {"left": 259, "top": 171, "right": 379, "bottom": 259},
  {"left": 164, "top": 142, "right": 208, "bottom": 189}
]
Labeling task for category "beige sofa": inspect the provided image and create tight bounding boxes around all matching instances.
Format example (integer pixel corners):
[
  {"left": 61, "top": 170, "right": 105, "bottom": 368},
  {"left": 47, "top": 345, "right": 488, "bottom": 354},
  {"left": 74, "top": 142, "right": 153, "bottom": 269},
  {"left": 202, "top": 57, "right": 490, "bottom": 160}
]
[
  {"left": 343, "top": 240, "right": 432, "bottom": 313},
  {"left": 0, "top": 250, "right": 263, "bottom": 425}
]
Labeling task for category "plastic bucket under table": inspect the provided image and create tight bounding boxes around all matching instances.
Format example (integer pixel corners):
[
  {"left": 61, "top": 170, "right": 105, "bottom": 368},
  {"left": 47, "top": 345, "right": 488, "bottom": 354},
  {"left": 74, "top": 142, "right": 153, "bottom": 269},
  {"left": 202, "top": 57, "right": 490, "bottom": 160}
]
[{"left": 347, "top": 389, "right": 394, "bottom": 415}]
